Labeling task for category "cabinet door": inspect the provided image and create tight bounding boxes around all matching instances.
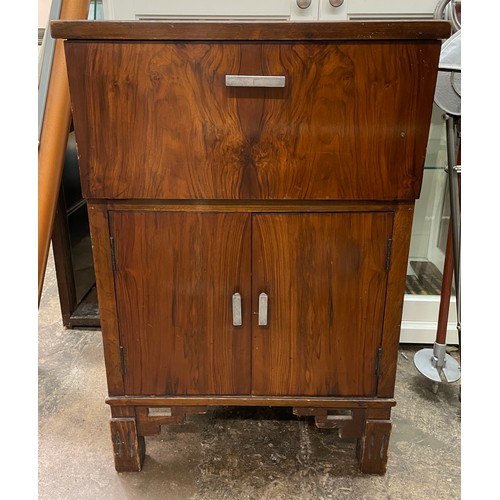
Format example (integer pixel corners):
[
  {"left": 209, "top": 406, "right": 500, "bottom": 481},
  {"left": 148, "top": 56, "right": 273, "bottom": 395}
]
[
  {"left": 110, "top": 211, "right": 251, "bottom": 395},
  {"left": 66, "top": 41, "right": 439, "bottom": 200},
  {"left": 251, "top": 213, "right": 393, "bottom": 397}
]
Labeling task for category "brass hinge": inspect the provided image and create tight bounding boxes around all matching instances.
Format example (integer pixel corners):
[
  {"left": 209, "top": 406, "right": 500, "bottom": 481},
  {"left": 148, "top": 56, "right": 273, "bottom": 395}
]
[
  {"left": 385, "top": 237, "right": 393, "bottom": 272},
  {"left": 375, "top": 347, "right": 382, "bottom": 378},
  {"left": 110, "top": 236, "right": 116, "bottom": 271},
  {"left": 119, "top": 345, "right": 126, "bottom": 376}
]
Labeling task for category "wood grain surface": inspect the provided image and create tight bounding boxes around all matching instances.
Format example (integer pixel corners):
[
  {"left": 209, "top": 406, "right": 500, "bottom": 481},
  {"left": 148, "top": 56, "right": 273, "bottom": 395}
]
[
  {"left": 110, "top": 211, "right": 252, "bottom": 395},
  {"left": 105, "top": 395, "right": 396, "bottom": 408},
  {"left": 65, "top": 41, "right": 440, "bottom": 200},
  {"left": 51, "top": 20, "right": 451, "bottom": 41},
  {"left": 87, "top": 202, "right": 124, "bottom": 395},
  {"left": 377, "top": 206, "right": 415, "bottom": 397},
  {"left": 54, "top": 22, "right": 444, "bottom": 474},
  {"left": 251, "top": 212, "right": 393, "bottom": 396}
]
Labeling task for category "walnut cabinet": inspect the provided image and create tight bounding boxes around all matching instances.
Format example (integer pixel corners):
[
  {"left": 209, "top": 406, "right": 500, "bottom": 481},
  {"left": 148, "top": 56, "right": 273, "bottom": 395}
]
[{"left": 51, "top": 20, "right": 450, "bottom": 474}]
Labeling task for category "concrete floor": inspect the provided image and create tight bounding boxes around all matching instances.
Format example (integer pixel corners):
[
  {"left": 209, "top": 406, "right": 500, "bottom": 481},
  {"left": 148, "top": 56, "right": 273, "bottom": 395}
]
[{"left": 39, "top": 251, "right": 461, "bottom": 499}]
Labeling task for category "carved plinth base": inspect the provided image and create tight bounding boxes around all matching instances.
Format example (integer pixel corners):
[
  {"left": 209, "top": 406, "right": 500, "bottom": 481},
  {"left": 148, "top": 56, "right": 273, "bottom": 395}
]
[
  {"left": 110, "top": 418, "right": 145, "bottom": 472},
  {"left": 293, "top": 407, "right": 366, "bottom": 438},
  {"left": 107, "top": 399, "right": 394, "bottom": 474},
  {"left": 356, "top": 420, "right": 392, "bottom": 474},
  {"left": 136, "top": 406, "right": 207, "bottom": 435},
  {"left": 110, "top": 406, "right": 207, "bottom": 472},
  {"left": 293, "top": 407, "right": 392, "bottom": 474}
]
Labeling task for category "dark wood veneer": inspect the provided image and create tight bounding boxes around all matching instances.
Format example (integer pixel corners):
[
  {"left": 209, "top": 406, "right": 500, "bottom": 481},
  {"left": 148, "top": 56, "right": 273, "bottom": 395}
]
[
  {"left": 111, "top": 211, "right": 252, "bottom": 396},
  {"left": 65, "top": 40, "right": 439, "bottom": 200},
  {"left": 51, "top": 20, "right": 450, "bottom": 41},
  {"left": 251, "top": 212, "right": 392, "bottom": 396},
  {"left": 53, "top": 21, "right": 444, "bottom": 475}
]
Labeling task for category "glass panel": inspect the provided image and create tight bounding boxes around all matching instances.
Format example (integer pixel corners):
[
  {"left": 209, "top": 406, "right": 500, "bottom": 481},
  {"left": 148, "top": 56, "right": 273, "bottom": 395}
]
[
  {"left": 406, "top": 104, "right": 454, "bottom": 298},
  {"left": 88, "top": 0, "right": 104, "bottom": 20}
]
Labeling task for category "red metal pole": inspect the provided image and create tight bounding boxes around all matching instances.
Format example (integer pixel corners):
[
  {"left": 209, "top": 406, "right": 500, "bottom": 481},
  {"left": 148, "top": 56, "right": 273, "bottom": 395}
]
[
  {"left": 436, "top": 225, "right": 454, "bottom": 344},
  {"left": 435, "top": 145, "right": 461, "bottom": 345}
]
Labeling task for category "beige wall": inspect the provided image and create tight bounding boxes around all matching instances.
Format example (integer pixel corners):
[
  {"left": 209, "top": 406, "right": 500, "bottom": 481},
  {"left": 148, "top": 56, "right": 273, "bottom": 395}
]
[{"left": 39, "top": 0, "right": 53, "bottom": 28}]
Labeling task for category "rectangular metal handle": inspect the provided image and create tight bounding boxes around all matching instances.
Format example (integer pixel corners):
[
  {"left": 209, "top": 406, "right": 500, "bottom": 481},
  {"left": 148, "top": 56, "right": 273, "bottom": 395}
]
[
  {"left": 232, "top": 293, "right": 242, "bottom": 326},
  {"left": 225, "top": 75, "right": 286, "bottom": 88},
  {"left": 258, "top": 292, "right": 268, "bottom": 326}
]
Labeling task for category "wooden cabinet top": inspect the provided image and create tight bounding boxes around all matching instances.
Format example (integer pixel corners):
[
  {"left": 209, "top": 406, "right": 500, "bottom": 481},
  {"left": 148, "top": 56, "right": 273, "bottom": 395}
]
[
  {"left": 52, "top": 21, "right": 449, "bottom": 201},
  {"left": 51, "top": 20, "right": 450, "bottom": 41}
]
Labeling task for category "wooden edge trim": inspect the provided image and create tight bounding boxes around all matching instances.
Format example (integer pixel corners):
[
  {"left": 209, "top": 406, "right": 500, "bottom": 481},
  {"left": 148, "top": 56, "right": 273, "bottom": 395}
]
[
  {"left": 87, "top": 203, "right": 125, "bottom": 394},
  {"left": 377, "top": 204, "right": 415, "bottom": 397},
  {"left": 51, "top": 20, "right": 451, "bottom": 41},
  {"left": 105, "top": 396, "right": 396, "bottom": 408},
  {"left": 99, "top": 200, "right": 412, "bottom": 213}
]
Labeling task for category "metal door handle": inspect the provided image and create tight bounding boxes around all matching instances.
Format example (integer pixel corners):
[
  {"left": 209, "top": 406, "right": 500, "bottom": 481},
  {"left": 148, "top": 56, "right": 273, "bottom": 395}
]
[
  {"left": 258, "top": 292, "right": 268, "bottom": 326},
  {"left": 232, "top": 293, "right": 242, "bottom": 326},
  {"left": 225, "top": 75, "right": 286, "bottom": 88}
]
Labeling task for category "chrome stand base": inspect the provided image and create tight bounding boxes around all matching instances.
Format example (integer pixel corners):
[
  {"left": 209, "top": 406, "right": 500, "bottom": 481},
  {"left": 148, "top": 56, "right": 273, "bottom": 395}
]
[{"left": 414, "top": 343, "right": 461, "bottom": 387}]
